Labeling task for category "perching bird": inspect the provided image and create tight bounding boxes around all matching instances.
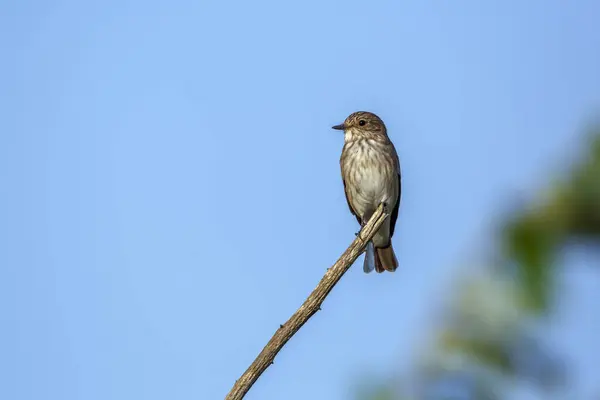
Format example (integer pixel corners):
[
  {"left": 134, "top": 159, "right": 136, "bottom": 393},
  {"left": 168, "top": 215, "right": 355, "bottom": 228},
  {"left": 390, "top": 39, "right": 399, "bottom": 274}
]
[{"left": 332, "top": 111, "right": 401, "bottom": 273}]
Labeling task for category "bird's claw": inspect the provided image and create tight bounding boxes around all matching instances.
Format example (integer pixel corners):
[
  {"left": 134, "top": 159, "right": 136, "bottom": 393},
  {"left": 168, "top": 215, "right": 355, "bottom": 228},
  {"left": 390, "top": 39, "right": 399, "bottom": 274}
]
[{"left": 381, "top": 202, "right": 389, "bottom": 213}]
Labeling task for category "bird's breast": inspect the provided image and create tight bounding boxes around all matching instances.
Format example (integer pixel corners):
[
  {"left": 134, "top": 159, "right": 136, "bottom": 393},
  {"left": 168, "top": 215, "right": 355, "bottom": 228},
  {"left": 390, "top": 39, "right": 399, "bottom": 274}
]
[{"left": 341, "top": 140, "right": 398, "bottom": 212}]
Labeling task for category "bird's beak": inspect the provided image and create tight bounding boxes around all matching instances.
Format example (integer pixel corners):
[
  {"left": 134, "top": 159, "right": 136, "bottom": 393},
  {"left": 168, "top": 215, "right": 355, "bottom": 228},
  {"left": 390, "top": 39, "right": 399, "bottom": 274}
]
[{"left": 331, "top": 123, "right": 346, "bottom": 131}]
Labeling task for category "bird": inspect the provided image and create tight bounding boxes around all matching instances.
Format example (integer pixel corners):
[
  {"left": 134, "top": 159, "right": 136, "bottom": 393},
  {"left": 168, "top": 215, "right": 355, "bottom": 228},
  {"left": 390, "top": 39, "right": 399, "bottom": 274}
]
[{"left": 332, "top": 111, "right": 401, "bottom": 273}]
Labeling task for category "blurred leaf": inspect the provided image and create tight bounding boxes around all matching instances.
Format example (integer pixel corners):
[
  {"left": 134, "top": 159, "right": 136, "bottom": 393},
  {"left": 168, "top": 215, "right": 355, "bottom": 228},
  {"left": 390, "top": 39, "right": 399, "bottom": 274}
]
[
  {"left": 355, "top": 385, "right": 399, "bottom": 400},
  {"left": 503, "top": 128, "right": 600, "bottom": 312},
  {"left": 440, "top": 332, "right": 512, "bottom": 373},
  {"left": 566, "top": 133, "right": 600, "bottom": 236},
  {"left": 503, "top": 211, "right": 559, "bottom": 312}
]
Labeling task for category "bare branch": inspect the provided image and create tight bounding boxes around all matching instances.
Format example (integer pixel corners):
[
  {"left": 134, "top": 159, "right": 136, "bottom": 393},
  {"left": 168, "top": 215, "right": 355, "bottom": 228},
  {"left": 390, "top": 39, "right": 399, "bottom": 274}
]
[{"left": 225, "top": 203, "right": 390, "bottom": 400}]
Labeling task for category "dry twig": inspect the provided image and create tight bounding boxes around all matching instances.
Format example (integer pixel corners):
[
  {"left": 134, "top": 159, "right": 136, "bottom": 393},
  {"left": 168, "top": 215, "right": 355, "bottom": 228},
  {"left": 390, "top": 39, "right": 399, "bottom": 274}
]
[{"left": 225, "top": 203, "right": 390, "bottom": 400}]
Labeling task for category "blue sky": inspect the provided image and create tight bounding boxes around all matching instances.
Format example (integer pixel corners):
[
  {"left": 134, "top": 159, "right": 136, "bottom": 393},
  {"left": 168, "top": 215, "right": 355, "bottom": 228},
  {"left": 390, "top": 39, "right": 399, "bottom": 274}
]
[{"left": 2, "top": 1, "right": 599, "bottom": 399}]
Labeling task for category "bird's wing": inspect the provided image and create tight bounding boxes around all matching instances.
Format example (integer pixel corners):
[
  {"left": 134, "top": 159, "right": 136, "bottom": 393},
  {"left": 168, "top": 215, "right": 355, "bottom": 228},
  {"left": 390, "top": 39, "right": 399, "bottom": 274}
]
[
  {"left": 389, "top": 173, "right": 401, "bottom": 238},
  {"left": 343, "top": 178, "right": 361, "bottom": 225}
]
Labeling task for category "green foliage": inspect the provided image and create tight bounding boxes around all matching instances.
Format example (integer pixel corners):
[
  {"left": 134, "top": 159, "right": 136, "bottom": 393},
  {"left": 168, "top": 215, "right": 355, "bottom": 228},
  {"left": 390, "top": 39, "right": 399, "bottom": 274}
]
[
  {"left": 354, "top": 383, "right": 402, "bottom": 400},
  {"left": 503, "top": 210, "right": 559, "bottom": 311},
  {"left": 503, "top": 128, "right": 600, "bottom": 312}
]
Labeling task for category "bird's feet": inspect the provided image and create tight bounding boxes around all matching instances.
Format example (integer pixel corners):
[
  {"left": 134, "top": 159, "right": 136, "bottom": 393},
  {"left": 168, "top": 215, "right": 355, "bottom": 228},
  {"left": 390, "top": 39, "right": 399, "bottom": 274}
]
[
  {"left": 381, "top": 201, "right": 389, "bottom": 213},
  {"left": 355, "top": 219, "right": 367, "bottom": 236}
]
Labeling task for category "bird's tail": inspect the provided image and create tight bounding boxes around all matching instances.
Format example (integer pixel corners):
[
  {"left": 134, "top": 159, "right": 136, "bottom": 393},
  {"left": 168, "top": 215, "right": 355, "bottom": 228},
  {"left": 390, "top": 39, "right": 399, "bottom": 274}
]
[
  {"left": 363, "top": 242, "right": 376, "bottom": 273},
  {"left": 374, "top": 244, "right": 398, "bottom": 273},
  {"left": 364, "top": 242, "right": 398, "bottom": 273}
]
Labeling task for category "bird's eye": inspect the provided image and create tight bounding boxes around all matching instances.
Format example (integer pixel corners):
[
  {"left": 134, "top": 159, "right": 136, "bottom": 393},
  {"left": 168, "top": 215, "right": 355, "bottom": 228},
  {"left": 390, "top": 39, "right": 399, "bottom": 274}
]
[{"left": 358, "top": 120, "right": 366, "bottom": 126}]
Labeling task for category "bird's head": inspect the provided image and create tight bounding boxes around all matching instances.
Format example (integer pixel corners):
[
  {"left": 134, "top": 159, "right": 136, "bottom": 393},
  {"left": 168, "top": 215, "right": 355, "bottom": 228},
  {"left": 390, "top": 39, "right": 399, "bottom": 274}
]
[{"left": 332, "top": 111, "right": 387, "bottom": 141}]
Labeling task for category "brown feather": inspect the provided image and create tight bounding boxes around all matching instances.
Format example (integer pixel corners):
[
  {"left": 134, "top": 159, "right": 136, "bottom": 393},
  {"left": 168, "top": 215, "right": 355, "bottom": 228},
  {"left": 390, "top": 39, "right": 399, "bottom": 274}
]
[{"left": 376, "top": 245, "right": 398, "bottom": 272}]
